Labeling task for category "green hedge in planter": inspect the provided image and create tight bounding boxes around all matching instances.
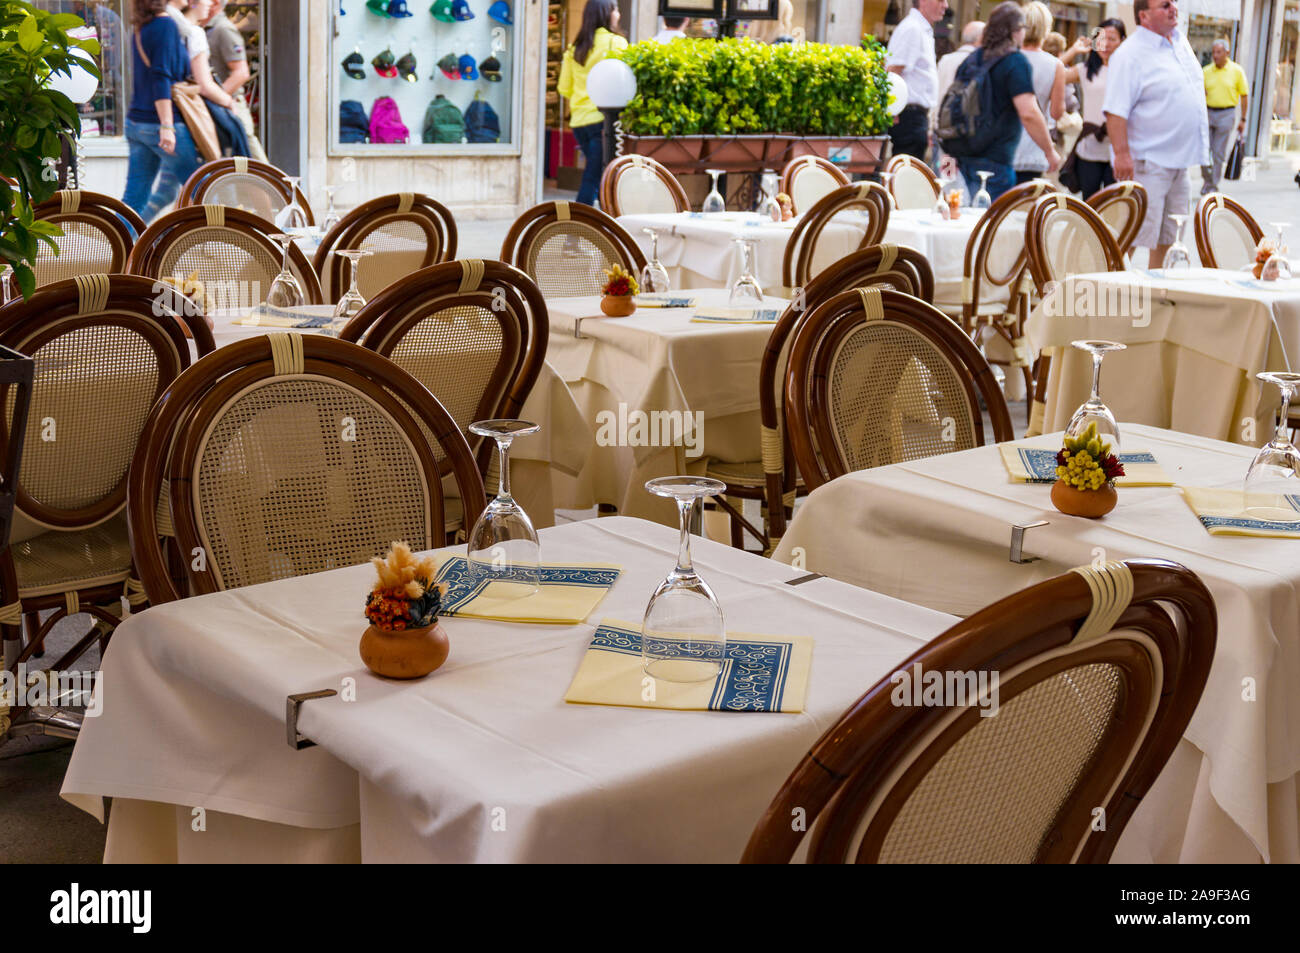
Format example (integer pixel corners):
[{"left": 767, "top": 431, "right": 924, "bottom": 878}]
[{"left": 618, "top": 37, "right": 890, "bottom": 139}]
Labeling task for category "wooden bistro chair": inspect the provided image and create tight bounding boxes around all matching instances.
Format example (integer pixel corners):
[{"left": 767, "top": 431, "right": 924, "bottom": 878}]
[
  {"left": 743, "top": 558, "right": 1216, "bottom": 863},
  {"left": 340, "top": 259, "right": 546, "bottom": 535},
  {"left": 884, "top": 154, "right": 941, "bottom": 210},
  {"left": 779, "top": 155, "right": 850, "bottom": 216},
  {"left": 1086, "top": 181, "right": 1147, "bottom": 259},
  {"left": 785, "top": 287, "right": 1012, "bottom": 491},
  {"left": 501, "top": 200, "right": 646, "bottom": 298},
  {"left": 725, "top": 245, "right": 935, "bottom": 554},
  {"left": 598, "top": 154, "right": 690, "bottom": 217},
  {"left": 314, "top": 192, "right": 458, "bottom": 303},
  {"left": 128, "top": 205, "right": 323, "bottom": 306},
  {"left": 30, "top": 190, "right": 146, "bottom": 289},
  {"left": 0, "top": 275, "right": 214, "bottom": 704},
  {"left": 127, "top": 336, "right": 486, "bottom": 604},
  {"left": 1194, "top": 192, "right": 1265, "bottom": 271},
  {"left": 177, "top": 156, "right": 314, "bottom": 226},
  {"left": 782, "top": 182, "right": 891, "bottom": 291},
  {"left": 1024, "top": 194, "right": 1126, "bottom": 436}
]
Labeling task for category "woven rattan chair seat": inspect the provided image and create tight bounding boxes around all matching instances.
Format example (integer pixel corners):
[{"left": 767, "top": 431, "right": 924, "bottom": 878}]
[
  {"left": 12, "top": 512, "right": 132, "bottom": 598},
  {"left": 704, "top": 458, "right": 766, "bottom": 487}
]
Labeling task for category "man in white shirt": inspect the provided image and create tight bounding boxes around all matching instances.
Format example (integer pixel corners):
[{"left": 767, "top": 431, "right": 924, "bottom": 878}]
[
  {"left": 652, "top": 17, "right": 688, "bottom": 43},
  {"left": 887, "top": 0, "right": 948, "bottom": 160},
  {"left": 1104, "top": 0, "right": 1209, "bottom": 267},
  {"left": 933, "top": 20, "right": 983, "bottom": 138}
]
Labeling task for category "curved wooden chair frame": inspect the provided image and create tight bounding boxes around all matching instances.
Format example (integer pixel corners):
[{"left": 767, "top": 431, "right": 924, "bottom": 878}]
[
  {"left": 779, "top": 156, "right": 851, "bottom": 215},
  {"left": 782, "top": 182, "right": 891, "bottom": 289},
  {"left": 1193, "top": 192, "right": 1264, "bottom": 270},
  {"left": 598, "top": 154, "right": 690, "bottom": 217},
  {"left": 1086, "top": 181, "right": 1147, "bottom": 258},
  {"left": 31, "top": 190, "right": 146, "bottom": 288},
  {"left": 743, "top": 559, "right": 1216, "bottom": 863},
  {"left": 501, "top": 201, "right": 647, "bottom": 297},
  {"left": 884, "top": 154, "right": 941, "bottom": 209},
  {"left": 178, "top": 156, "right": 315, "bottom": 225}
]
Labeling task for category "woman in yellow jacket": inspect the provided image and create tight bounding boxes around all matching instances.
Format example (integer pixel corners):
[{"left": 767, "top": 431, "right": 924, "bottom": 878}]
[{"left": 558, "top": 0, "right": 628, "bottom": 206}]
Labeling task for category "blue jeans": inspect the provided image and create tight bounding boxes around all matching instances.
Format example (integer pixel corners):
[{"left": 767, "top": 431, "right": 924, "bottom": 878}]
[
  {"left": 123, "top": 117, "right": 201, "bottom": 223},
  {"left": 572, "top": 121, "right": 604, "bottom": 207},
  {"left": 956, "top": 157, "right": 1016, "bottom": 202}
]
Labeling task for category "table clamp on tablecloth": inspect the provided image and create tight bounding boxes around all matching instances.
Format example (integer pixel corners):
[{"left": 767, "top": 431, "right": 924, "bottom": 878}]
[
  {"left": 1009, "top": 520, "right": 1050, "bottom": 564},
  {"left": 286, "top": 689, "right": 338, "bottom": 750}
]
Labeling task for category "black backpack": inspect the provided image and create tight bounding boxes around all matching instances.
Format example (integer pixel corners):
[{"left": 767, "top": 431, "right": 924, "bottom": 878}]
[{"left": 937, "top": 50, "right": 999, "bottom": 157}]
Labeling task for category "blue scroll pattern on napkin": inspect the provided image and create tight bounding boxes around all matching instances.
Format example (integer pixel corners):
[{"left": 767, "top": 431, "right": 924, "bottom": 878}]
[
  {"left": 592, "top": 621, "right": 795, "bottom": 712},
  {"left": 1197, "top": 494, "right": 1300, "bottom": 532},
  {"left": 435, "top": 557, "right": 621, "bottom": 615},
  {"left": 1013, "top": 447, "right": 1157, "bottom": 483}
]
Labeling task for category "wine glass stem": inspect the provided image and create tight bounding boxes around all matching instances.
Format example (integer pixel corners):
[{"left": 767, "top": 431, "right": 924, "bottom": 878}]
[
  {"left": 347, "top": 258, "right": 360, "bottom": 297},
  {"left": 495, "top": 438, "right": 513, "bottom": 501},
  {"left": 1090, "top": 353, "right": 1103, "bottom": 402},
  {"left": 675, "top": 497, "right": 695, "bottom": 575},
  {"left": 280, "top": 242, "right": 292, "bottom": 276},
  {"left": 1277, "top": 387, "right": 1294, "bottom": 443}
]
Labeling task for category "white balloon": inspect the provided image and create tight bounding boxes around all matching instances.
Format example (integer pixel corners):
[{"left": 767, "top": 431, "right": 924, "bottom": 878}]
[
  {"left": 887, "top": 73, "right": 909, "bottom": 117},
  {"left": 45, "top": 47, "right": 99, "bottom": 105},
  {"left": 587, "top": 58, "right": 638, "bottom": 110}
]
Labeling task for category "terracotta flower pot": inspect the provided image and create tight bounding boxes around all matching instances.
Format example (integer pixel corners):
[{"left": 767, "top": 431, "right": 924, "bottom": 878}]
[
  {"left": 1253, "top": 261, "right": 1266, "bottom": 280},
  {"left": 601, "top": 294, "right": 636, "bottom": 317},
  {"left": 360, "top": 622, "right": 450, "bottom": 679},
  {"left": 1051, "top": 479, "right": 1117, "bottom": 518}
]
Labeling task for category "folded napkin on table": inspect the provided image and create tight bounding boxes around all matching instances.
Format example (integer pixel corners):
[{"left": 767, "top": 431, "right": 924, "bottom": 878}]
[
  {"left": 1181, "top": 486, "right": 1300, "bottom": 538},
  {"left": 564, "top": 619, "right": 812, "bottom": 712},
  {"left": 634, "top": 294, "right": 697, "bottom": 308},
  {"left": 235, "top": 303, "right": 337, "bottom": 328},
  {"left": 434, "top": 555, "right": 620, "bottom": 624},
  {"left": 690, "top": 306, "right": 782, "bottom": 324},
  {"left": 998, "top": 443, "right": 1174, "bottom": 487}
]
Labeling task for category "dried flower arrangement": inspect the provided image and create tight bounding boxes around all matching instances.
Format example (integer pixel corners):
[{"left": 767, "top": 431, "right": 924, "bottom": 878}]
[
  {"left": 601, "top": 263, "right": 639, "bottom": 298},
  {"left": 1055, "top": 422, "right": 1125, "bottom": 491},
  {"left": 364, "top": 542, "right": 445, "bottom": 631}
]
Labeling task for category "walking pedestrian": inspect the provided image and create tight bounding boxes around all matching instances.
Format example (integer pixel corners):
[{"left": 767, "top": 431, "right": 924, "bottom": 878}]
[
  {"left": 1201, "top": 38, "right": 1249, "bottom": 194},
  {"left": 1060, "top": 18, "right": 1126, "bottom": 198},
  {"left": 1013, "top": 2, "right": 1065, "bottom": 185},
  {"left": 887, "top": 0, "right": 948, "bottom": 162},
  {"left": 557, "top": 0, "right": 627, "bottom": 207}
]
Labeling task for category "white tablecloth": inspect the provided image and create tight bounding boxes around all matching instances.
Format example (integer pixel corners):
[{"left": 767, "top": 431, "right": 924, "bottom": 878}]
[
  {"left": 773, "top": 424, "right": 1300, "bottom": 863},
  {"left": 882, "top": 207, "right": 990, "bottom": 309},
  {"left": 1026, "top": 269, "right": 1300, "bottom": 445},
  {"left": 62, "top": 516, "right": 958, "bottom": 863},
  {"left": 546, "top": 288, "right": 786, "bottom": 524}
]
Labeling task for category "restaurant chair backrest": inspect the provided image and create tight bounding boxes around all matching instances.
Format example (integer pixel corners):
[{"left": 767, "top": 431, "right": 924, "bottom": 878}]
[
  {"left": 30, "top": 190, "right": 145, "bottom": 288},
  {"left": 314, "top": 192, "right": 458, "bottom": 302},
  {"left": 598, "top": 154, "right": 690, "bottom": 217},
  {"left": 127, "top": 205, "right": 323, "bottom": 307},
  {"left": 743, "top": 558, "right": 1216, "bottom": 863},
  {"left": 779, "top": 156, "right": 850, "bottom": 216},
  {"left": 1025, "top": 193, "right": 1125, "bottom": 293},
  {"left": 501, "top": 201, "right": 647, "bottom": 298},
  {"left": 785, "top": 287, "right": 1012, "bottom": 489},
  {"left": 884, "top": 154, "right": 941, "bottom": 210},
  {"left": 962, "top": 178, "right": 1056, "bottom": 335},
  {"left": 178, "top": 157, "right": 314, "bottom": 226},
  {"left": 782, "top": 182, "right": 891, "bottom": 289},
  {"left": 1194, "top": 192, "right": 1264, "bottom": 271},
  {"left": 1086, "top": 181, "right": 1147, "bottom": 258},
  {"left": 127, "top": 336, "right": 486, "bottom": 603}
]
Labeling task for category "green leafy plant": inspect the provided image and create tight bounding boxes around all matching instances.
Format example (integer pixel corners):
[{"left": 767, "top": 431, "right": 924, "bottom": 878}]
[
  {"left": 618, "top": 37, "right": 890, "bottom": 138},
  {"left": 0, "top": 1, "right": 99, "bottom": 299}
]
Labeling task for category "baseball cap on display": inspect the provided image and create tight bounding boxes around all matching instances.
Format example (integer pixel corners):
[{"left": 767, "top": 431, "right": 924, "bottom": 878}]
[
  {"left": 372, "top": 48, "right": 399, "bottom": 78},
  {"left": 396, "top": 51, "right": 418, "bottom": 81},
  {"left": 437, "top": 52, "right": 461, "bottom": 79},
  {"left": 452, "top": 0, "right": 475, "bottom": 20},
  {"left": 458, "top": 53, "right": 478, "bottom": 79},
  {"left": 388, "top": 0, "right": 414, "bottom": 15},
  {"left": 430, "top": 0, "right": 455, "bottom": 21},
  {"left": 365, "top": 0, "right": 391, "bottom": 15},
  {"left": 341, "top": 51, "right": 367, "bottom": 80},
  {"left": 480, "top": 54, "right": 502, "bottom": 81},
  {"left": 487, "top": 1, "right": 512, "bottom": 24}
]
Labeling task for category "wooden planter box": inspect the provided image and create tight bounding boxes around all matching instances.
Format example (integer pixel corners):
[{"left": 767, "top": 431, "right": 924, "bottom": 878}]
[
  {"left": 621, "top": 134, "right": 889, "bottom": 176},
  {"left": 786, "top": 135, "right": 891, "bottom": 174},
  {"left": 621, "top": 135, "right": 708, "bottom": 166}
]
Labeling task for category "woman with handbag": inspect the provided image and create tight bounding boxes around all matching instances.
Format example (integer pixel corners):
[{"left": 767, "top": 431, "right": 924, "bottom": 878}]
[
  {"left": 169, "top": 0, "right": 249, "bottom": 157},
  {"left": 1059, "top": 18, "right": 1127, "bottom": 198},
  {"left": 123, "top": 0, "right": 202, "bottom": 222}
]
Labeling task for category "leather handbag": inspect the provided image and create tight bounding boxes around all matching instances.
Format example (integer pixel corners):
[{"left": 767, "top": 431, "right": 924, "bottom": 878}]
[
  {"left": 1224, "top": 134, "right": 1244, "bottom": 181},
  {"left": 134, "top": 29, "right": 221, "bottom": 162}
]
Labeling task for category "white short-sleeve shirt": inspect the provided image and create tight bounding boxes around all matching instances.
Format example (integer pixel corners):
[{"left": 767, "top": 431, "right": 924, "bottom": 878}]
[
  {"left": 1102, "top": 26, "right": 1209, "bottom": 169},
  {"left": 887, "top": 7, "right": 938, "bottom": 110},
  {"left": 166, "top": 5, "right": 210, "bottom": 62}
]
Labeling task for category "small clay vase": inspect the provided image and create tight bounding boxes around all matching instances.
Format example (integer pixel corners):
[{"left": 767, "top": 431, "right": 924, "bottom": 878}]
[
  {"left": 1050, "top": 479, "right": 1117, "bottom": 519},
  {"left": 600, "top": 294, "right": 636, "bottom": 317},
  {"left": 1253, "top": 261, "right": 1267, "bottom": 280},
  {"left": 360, "top": 622, "right": 450, "bottom": 679}
]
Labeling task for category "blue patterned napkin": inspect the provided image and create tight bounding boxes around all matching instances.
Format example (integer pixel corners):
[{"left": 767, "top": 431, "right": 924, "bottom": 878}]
[
  {"left": 433, "top": 556, "right": 621, "bottom": 624},
  {"left": 999, "top": 444, "right": 1173, "bottom": 486}
]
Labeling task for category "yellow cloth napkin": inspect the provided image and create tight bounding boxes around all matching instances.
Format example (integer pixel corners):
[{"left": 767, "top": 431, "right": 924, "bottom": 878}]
[
  {"left": 998, "top": 443, "right": 1174, "bottom": 487},
  {"left": 433, "top": 555, "right": 620, "bottom": 624},
  {"left": 690, "top": 306, "right": 782, "bottom": 324},
  {"left": 235, "top": 304, "right": 336, "bottom": 328},
  {"left": 1181, "top": 486, "right": 1300, "bottom": 538},
  {"left": 564, "top": 619, "right": 812, "bottom": 713},
  {"left": 634, "top": 294, "right": 697, "bottom": 308}
]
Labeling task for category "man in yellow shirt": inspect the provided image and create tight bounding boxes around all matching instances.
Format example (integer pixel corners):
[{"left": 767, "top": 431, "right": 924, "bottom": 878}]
[{"left": 1202, "top": 38, "right": 1249, "bottom": 194}]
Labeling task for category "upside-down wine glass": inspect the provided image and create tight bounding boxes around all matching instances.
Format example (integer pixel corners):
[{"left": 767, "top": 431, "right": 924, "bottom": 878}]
[
  {"left": 1243, "top": 371, "right": 1300, "bottom": 520},
  {"left": 932, "top": 174, "right": 953, "bottom": 222},
  {"left": 319, "top": 185, "right": 343, "bottom": 234},
  {"left": 328, "top": 248, "right": 372, "bottom": 333},
  {"left": 972, "top": 170, "right": 994, "bottom": 211},
  {"left": 265, "top": 234, "right": 305, "bottom": 308},
  {"left": 1161, "top": 213, "right": 1192, "bottom": 272},
  {"left": 728, "top": 238, "right": 763, "bottom": 307},
  {"left": 467, "top": 419, "right": 542, "bottom": 598},
  {"left": 702, "top": 169, "right": 726, "bottom": 214},
  {"left": 1065, "top": 339, "right": 1126, "bottom": 451},
  {"left": 1261, "top": 222, "right": 1293, "bottom": 281},
  {"left": 756, "top": 170, "right": 780, "bottom": 219},
  {"left": 274, "top": 176, "right": 310, "bottom": 231},
  {"left": 640, "top": 228, "right": 671, "bottom": 294},
  {"left": 641, "top": 476, "right": 727, "bottom": 683}
]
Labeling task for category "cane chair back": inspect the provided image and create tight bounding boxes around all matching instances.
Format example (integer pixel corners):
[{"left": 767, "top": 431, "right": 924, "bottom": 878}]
[
  {"left": 779, "top": 156, "right": 851, "bottom": 216},
  {"left": 314, "top": 192, "right": 458, "bottom": 302},
  {"left": 1194, "top": 192, "right": 1264, "bottom": 271},
  {"left": 31, "top": 190, "right": 145, "bottom": 289},
  {"left": 1025, "top": 194, "right": 1125, "bottom": 293},
  {"left": 1086, "top": 181, "right": 1147, "bottom": 257},
  {"left": 744, "top": 559, "right": 1216, "bottom": 864},
  {"left": 782, "top": 182, "right": 891, "bottom": 289},
  {"left": 599, "top": 155, "right": 690, "bottom": 216},
  {"left": 501, "top": 201, "right": 647, "bottom": 298},
  {"left": 884, "top": 154, "right": 941, "bottom": 210},
  {"left": 126, "top": 336, "right": 486, "bottom": 604},
  {"left": 178, "top": 157, "right": 314, "bottom": 226},
  {"left": 785, "top": 287, "right": 1012, "bottom": 489},
  {"left": 128, "top": 205, "right": 323, "bottom": 307}
]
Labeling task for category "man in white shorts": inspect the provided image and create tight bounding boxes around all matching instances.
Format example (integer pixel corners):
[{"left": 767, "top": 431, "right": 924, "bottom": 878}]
[{"left": 1103, "top": 0, "right": 1208, "bottom": 268}]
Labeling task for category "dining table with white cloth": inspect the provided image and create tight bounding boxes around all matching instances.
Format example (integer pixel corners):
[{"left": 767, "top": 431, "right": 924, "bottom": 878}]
[
  {"left": 772, "top": 424, "right": 1300, "bottom": 864},
  {"left": 1026, "top": 268, "right": 1300, "bottom": 444},
  {"left": 60, "top": 516, "right": 961, "bottom": 863},
  {"left": 545, "top": 288, "right": 788, "bottom": 525}
]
